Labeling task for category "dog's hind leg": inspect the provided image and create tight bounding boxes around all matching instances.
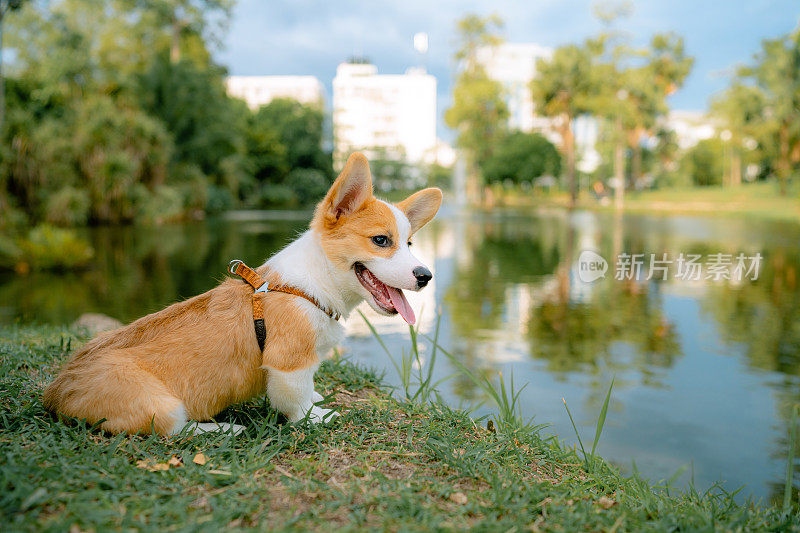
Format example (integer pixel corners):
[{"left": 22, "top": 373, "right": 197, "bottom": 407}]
[{"left": 44, "top": 350, "right": 188, "bottom": 435}]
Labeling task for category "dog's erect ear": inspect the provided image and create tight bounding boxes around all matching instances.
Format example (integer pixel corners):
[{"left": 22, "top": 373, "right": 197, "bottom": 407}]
[
  {"left": 323, "top": 153, "right": 373, "bottom": 220},
  {"left": 397, "top": 188, "right": 442, "bottom": 234}
]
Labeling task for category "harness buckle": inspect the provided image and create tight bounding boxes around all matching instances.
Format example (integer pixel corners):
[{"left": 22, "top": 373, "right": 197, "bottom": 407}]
[{"left": 228, "top": 259, "right": 243, "bottom": 275}]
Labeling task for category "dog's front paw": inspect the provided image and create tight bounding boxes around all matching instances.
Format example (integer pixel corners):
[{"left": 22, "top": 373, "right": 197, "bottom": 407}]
[
  {"left": 312, "top": 390, "right": 324, "bottom": 403},
  {"left": 308, "top": 405, "right": 339, "bottom": 424}
]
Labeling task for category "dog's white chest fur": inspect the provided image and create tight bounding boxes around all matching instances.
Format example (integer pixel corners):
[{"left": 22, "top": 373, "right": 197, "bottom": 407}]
[{"left": 265, "top": 230, "right": 351, "bottom": 357}]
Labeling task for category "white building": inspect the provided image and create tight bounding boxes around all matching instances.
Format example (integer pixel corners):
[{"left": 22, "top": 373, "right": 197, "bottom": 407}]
[
  {"left": 476, "top": 43, "right": 553, "bottom": 134},
  {"left": 332, "top": 62, "right": 437, "bottom": 164},
  {"left": 225, "top": 76, "right": 324, "bottom": 109},
  {"left": 662, "top": 110, "right": 716, "bottom": 150},
  {"left": 477, "top": 43, "right": 600, "bottom": 173}
]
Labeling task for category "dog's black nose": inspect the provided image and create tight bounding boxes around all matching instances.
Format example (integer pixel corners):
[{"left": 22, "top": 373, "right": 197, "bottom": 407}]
[{"left": 413, "top": 266, "right": 432, "bottom": 288}]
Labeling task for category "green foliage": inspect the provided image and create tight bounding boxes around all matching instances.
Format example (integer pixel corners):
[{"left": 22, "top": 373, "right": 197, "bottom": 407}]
[
  {"left": 587, "top": 21, "right": 693, "bottom": 194},
  {"left": 530, "top": 41, "right": 600, "bottom": 202},
  {"left": 682, "top": 139, "right": 724, "bottom": 187},
  {"left": 136, "top": 55, "right": 248, "bottom": 189},
  {"left": 445, "top": 72, "right": 508, "bottom": 169},
  {"left": 444, "top": 14, "right": 508, "bottom": 173},
  {"left": 712, "top": 25, "right": 800, "bottom": 195},
  {"left": 245, "top": 111, "right": 289, "bottom": 185},
  {"left": 286, "top": 168, "right": 330, "bottom": 206},
  {"left": 244, "top": 99, "right": 333, "bottom": 207},
  {"left": 133, "top": 184, "right": 185, "bottom": 224},
  {"left": 0, "top": 224, "right": 93, "bottom": 270},
  {"left": 74, "top": 97, "right": 175, "bottom": 223},
  {"left": 204, "top": 185, "right": 234, "bottom": 214},
  {"left": 427, "top": 163, "right": 453, "bottom": 191},
  {"left": 254, "top": 98, "right": 330, "bottom": 174},
  {"left": 480, "top": 131, "right": 562, "bottom": 185},
  {"left": 43, "top": 187, "right": 90, "bottom": 226},
  {"left": 1, "top": 0, "right": 332, "bottom": 225},
  {"left": 250, "top": 183, "right": 296, "bottom": 208}
]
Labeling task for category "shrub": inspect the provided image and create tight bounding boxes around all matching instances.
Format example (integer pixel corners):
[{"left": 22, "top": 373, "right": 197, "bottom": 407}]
[
  {"left": 73, "top": 97, "right": 174, "bottom": 223},
  {"left": 1, "top": 225, "right": 94, "bottom": 271},
  {"left": 481, "top": 131, "right": 562, "bottom": 185},
  {"left": 287, "top": 168, "right": 330, "bottom": 205},
  {"left": 254, "top": 183, "right": 296, "bottom": 207},
  {"left": 43, "top": 187, "right": 90, "bottom": 226},
  {"left": 133, "top": 185, "right": 185, "bottom": 224},
  {"left": 682, "top": 138, "right": 724, "bottom": 187},
  {"left": 206, "top": 185, "right": 235, "bottom": 214}
]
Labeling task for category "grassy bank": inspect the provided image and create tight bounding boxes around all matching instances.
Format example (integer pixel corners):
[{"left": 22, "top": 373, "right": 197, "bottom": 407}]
[
  {"left": 2, "top": 324, "right": 799, "bottom": 531},
  {"left": 493, "top": 181, "right": 800, "bottom": 223}
]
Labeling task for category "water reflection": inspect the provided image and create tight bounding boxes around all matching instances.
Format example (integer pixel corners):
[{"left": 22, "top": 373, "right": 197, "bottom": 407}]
[{"left": 1, "top": 208, "right": 799, "bottom": 504}]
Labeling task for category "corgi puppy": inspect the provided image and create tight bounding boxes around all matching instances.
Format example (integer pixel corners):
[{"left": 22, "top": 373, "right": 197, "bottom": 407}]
[{"left": 43, "top": 153, "right": 442, "bottom": 435}]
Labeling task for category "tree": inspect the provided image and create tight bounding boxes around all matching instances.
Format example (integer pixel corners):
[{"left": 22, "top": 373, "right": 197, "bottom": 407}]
[
  {"left": 254, "top": 98, "right": 331, "bottom": 176},
  {"left": 136, "top": 54, "right": 248, "bottom": 193},
  {"left": 444, "top": 14, "right": 508, "bottom": 203},
  {"left": 737, "top": 27, "right": 800, "bottom": 195},
  {"left": 639, "top": 33, "right": 693, "bottom": 181},
  {"left": 1, "top": 0, "right": 245, "bottom": 224},
  {"left": 530, "top": 42, "right": 598, "bottom": 206},
  {"left": 244, "top": 112, "right": 288, "bottom": 185},
  {"left": 244, "top": 98, "right": 333, "bottom": 207},
  {"left": 480, "top": 131, "right": 561, "bottom": 185},
  {"left": 711, "top": 83, "right": 766, "bottom": 186},
  {"left": 118, "top": 0, "right": 233, "bottom": 65},
  {"left": 588, "top": 25, "right": 692, "bottom": 207},
  {"left": 682, "top": 138, "right": 724, "bottom": 187},
  {"left": 0, "top": 0, "right": 27, "bottom": 131}
]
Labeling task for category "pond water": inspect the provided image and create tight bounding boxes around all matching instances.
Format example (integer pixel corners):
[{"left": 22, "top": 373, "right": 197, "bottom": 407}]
[{"left": 2, "top": 207, "right": 799, "bottom": 504}]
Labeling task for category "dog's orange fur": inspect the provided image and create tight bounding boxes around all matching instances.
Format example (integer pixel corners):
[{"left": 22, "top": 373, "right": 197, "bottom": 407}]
[{"left": 42, "top": 265, "right": 316, "bottom": 434}]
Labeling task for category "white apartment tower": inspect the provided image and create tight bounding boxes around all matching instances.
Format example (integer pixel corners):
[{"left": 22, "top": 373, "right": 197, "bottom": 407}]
[
  {"left": 332, "top": 62, "right": 437, "bottom": 164},
  {"left": 477, "top": 43, "right": 600, "bottom": 173},
  {"left": 476, "top": 43, "right": 553, "bottom": 134},
  {"left": 225, "top": 76, "right": 324, "bottom": 109}
]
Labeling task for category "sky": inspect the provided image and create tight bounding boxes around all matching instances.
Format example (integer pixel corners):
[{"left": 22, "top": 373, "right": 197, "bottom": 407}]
[{"left": 216, "top": 1, "right": 800, "bottom": 141}]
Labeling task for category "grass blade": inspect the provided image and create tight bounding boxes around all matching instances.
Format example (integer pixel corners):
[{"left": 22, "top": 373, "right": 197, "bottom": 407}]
[
  {"left": 563, "top": 397, "right": 589, "bottom": 470},
  {"left": 591, "top": 377, "right": 615, "bottom": 461},
  {"left": 359, "top": 310, "right": 403, "bottom": 381},
  {"left": 784, "top": 404, "right": 798, "bottom": 513}
]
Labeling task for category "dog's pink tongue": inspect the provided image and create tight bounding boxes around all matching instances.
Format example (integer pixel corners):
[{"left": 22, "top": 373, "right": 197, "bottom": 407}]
[{"left": 387, "top": 286, "right": 416, "bottom": 325}]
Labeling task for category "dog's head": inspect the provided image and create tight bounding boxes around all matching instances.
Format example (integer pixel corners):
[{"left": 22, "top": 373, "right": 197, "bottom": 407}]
[{"left": 311, "top": 152, "right": 442, "bottom": 325}]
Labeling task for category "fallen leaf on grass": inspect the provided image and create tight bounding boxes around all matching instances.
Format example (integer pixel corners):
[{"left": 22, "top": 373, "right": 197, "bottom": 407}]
[
  {"left": 193, "top": 453, "right": 208, "bottom": 465},
  {"left": 598, "top": 495, "right": 616, "bottom": 509},
  {"left": 449, "top": 492, "right": 468, "bottom": 505},
  {"left": 274, "top": 465, "right": 296, "bottom": 479},
  {"left": 136, "top": 460, "right": 170, "bottom": 472},
  {"left": 168, "top": 456, "right": 183, "bottom": 467},
  {"left": 207, "top": 469, "right": 232, "bottom": 476}
]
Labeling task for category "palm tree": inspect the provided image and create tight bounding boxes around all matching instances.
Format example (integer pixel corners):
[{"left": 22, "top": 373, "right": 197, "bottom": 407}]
[{"left": 530, "top": 43, "right": 597, "bottom": 207}]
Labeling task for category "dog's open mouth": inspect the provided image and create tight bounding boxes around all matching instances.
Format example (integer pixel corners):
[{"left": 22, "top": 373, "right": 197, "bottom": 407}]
[{"left": 354, "top": 263, "right": 416, "bottom": 325}]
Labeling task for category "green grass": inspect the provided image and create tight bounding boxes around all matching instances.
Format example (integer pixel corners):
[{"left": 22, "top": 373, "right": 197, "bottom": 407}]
[
  {"left": 494, "top": 181, "right": 800, "bottom": 223},
  {"left": 2, "top": 323, "right": 800, "bottom": 531}
]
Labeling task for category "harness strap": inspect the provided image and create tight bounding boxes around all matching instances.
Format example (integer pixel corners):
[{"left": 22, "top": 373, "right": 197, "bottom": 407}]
[{"left": 228, "top": 259, "right": 340, "bottom": 352}]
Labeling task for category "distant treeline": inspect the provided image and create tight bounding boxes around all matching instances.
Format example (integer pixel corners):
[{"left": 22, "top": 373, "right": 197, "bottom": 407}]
[
  {"left": 0, "top": 0, "right": 333, "bottom": 228},
  {"left": 446, "top": 13, "right": 800, "bottom": 204}
]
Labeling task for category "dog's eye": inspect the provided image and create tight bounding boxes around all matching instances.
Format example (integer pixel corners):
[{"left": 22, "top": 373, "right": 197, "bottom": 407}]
[{"left": 371, "top": 235, "right": 390, "bottom": 247}]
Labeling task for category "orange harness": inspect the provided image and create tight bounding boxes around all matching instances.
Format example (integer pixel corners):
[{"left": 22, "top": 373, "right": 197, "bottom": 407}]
[{"left": 228, "top": 259, "right": 340, "bottom": 351}]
